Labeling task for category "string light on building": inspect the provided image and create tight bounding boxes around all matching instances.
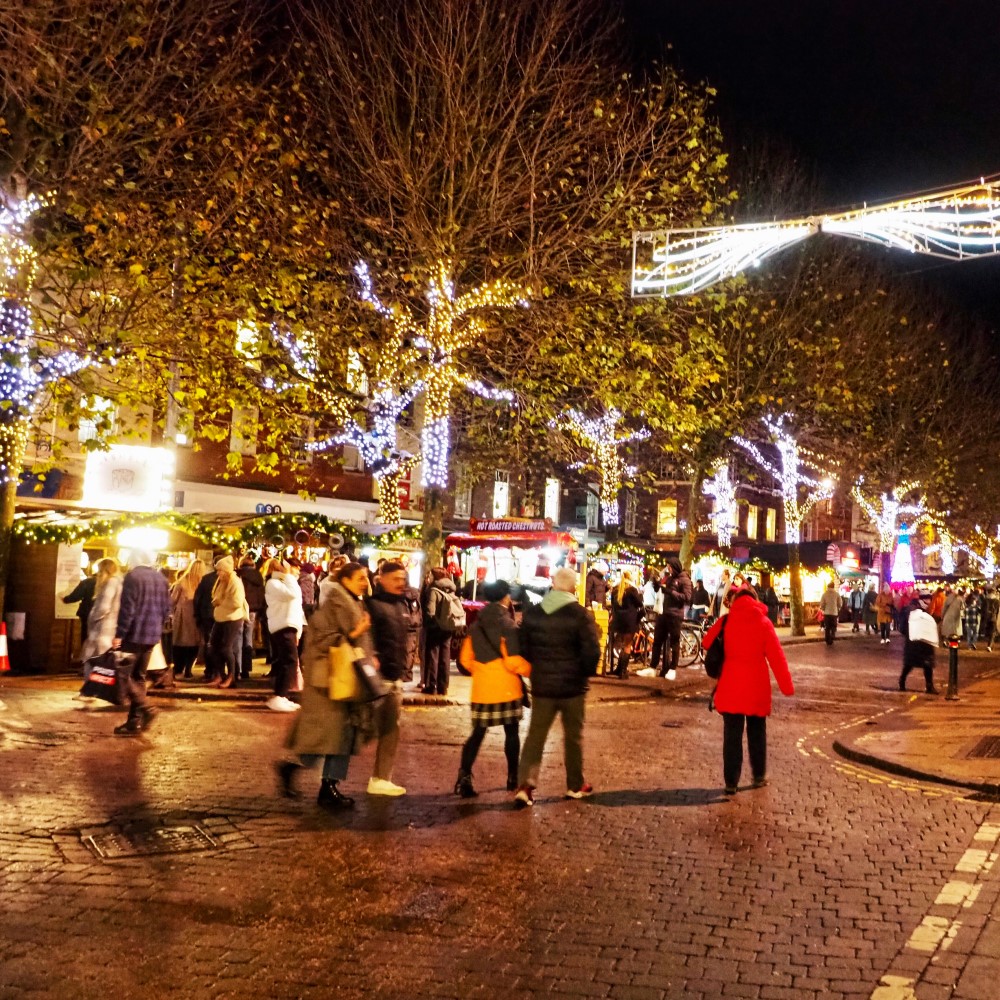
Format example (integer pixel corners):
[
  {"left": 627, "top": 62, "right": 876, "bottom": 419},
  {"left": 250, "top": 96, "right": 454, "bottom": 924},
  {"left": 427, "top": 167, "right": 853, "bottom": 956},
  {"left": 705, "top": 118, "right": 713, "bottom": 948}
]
[
  {"left": 851, "top": 479, "right": 931, "bottom": 553},
  {"left": 733, "top": 415, "right": 835, "bottom": 544},
  {"left": 553, "top": 408, "right": 651, "bottom": 527},
  {"left": 633, "top": 176, "right": 1000, "bottom": 297},
  {"left": 702, "top": 459, "right": 738, "bottom": 548}
]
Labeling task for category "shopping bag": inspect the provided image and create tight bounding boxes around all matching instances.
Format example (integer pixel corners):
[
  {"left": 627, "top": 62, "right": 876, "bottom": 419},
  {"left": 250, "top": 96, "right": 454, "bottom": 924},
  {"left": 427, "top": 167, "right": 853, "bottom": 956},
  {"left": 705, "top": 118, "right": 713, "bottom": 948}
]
[
  {"left": 80, "top": 650, "right": 134, "bottom": 705},
  {"left": 352, "top": 657, "right": 390, "bottom": 702},
  {"left": 328, "top": 641, "right": 362, "bottom": 701},
  {"left": 146, "top": 642, "right": 168, "bottom": 675}
]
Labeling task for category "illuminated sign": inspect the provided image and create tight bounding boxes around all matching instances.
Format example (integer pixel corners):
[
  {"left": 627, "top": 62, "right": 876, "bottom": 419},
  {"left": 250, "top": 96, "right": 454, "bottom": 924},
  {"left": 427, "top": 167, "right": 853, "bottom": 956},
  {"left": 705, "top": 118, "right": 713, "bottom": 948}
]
[
  {"left": 470, "top": 518, "right": 551, "bottom": 533},
  {"left": 82, "top": 445, "right": 175, "bottom": 512}
]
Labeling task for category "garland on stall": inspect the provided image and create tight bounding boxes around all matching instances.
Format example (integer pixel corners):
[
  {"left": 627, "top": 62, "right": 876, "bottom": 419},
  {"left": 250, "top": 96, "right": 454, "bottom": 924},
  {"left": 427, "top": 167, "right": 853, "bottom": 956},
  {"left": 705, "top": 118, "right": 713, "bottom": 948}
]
[{"left": 593, "top": 542, "right": 648, "bottom": 566}]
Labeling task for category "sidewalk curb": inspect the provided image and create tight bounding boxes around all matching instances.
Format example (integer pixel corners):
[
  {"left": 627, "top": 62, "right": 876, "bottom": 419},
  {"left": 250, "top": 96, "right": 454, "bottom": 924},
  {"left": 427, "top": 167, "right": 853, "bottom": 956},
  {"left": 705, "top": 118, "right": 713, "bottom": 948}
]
[
  {"left": 145, "top": 687, "right": 462, "bottom": 708},
  {"left": 831, "top": 738, "right": 1000, "bottom": 798}
]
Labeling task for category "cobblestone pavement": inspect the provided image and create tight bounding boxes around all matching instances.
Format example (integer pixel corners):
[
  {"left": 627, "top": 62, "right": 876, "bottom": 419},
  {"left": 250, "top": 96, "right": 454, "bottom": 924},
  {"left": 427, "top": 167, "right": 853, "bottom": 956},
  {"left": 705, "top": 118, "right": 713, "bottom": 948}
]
[{"left": 2, "top": 639, "right": 1000, "bottom": 1000}]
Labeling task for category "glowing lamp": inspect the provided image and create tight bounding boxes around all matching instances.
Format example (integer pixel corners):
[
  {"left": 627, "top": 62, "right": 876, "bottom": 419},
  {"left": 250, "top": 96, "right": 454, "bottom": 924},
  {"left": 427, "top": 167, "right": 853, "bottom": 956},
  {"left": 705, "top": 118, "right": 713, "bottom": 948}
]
[{"left": 116, "top": 527, "right": 169, "bottom": 552}]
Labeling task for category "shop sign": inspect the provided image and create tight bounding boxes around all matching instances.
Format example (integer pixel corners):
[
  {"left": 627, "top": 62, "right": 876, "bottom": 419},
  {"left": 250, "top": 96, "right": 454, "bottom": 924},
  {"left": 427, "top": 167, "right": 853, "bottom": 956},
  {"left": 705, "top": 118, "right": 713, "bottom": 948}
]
[
  {"left": 839, "top": 546, "right": 860, "bottom": 571},
  {"left": 469, "top": 517, "right": 552, "bottom": 533},
  {"left": 55, "top": 543, "right": 85, "bottom": 619},
  {"left": 255, "top": 503, "right": 282, "bottom": 514},
  {"left": 397, "top": 477, "right": 411, "bottom": 508},
  {"left": 82, "top": 445, "right": 174, "bottom": 512}
]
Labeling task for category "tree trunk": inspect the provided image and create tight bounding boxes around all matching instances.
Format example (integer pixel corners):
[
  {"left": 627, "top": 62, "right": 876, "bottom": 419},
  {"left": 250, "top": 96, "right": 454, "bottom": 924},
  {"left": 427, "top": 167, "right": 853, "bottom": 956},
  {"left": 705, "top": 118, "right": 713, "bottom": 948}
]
[
  {"left": 679, "top": 464, "right": 708, "bottom": 571},
  {"left": 788, "top": 541, "right": 805, "bottom": 637},
  {"left": 0, "top": 417, "right": 28, "bottom": 618},
  {"left": 377, "top": 472, "right": 401, "bottom": 525},
  {"left": 422, "top": 486, "right": 446, "bottom": 568},
  {"left": 880, "top": 550, "right": 891, "bottom": 590}
]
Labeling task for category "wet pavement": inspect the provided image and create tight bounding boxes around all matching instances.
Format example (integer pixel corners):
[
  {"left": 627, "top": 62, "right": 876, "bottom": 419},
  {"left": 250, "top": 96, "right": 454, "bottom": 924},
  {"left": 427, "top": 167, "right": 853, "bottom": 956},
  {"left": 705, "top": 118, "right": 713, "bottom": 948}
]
[{"left": 2, "top": 630, "right": 1000, "bottom": 999}]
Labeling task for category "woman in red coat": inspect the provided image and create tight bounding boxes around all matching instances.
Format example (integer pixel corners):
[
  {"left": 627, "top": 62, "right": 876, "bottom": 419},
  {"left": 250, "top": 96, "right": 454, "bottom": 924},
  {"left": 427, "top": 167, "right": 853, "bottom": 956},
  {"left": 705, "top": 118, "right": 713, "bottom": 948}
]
[{"left": 702, "top": 585, "right": 794, "bottom": 794}]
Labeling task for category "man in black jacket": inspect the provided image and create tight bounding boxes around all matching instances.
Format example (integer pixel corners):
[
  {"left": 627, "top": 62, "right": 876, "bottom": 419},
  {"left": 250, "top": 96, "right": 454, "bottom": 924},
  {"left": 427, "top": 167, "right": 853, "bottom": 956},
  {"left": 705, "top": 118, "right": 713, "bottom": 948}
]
[
  {"left": 650, "top": 557, "right": 693, "bottom": 681},
  {"left": 237, "top": 556, "right": 266, "bottom": 679},
  {"left": 365, "top": 561, "right": 411, "bottom": 796},
  {"left": 193, "top": 564, "right": 218, "bottom": 680},
  {"left": 515, "top": 567, "right": 601, "bottom": 807}
]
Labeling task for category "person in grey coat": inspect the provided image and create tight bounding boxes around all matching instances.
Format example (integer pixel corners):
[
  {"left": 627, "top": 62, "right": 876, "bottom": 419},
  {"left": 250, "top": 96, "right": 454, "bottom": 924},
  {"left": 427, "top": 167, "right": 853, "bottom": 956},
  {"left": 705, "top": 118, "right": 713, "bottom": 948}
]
[
  {"left": 940, "top": 587, "right": 964, "bottom": 642},
  {"left": 277, "top": 562, "right": 376, "bottom": 809}
]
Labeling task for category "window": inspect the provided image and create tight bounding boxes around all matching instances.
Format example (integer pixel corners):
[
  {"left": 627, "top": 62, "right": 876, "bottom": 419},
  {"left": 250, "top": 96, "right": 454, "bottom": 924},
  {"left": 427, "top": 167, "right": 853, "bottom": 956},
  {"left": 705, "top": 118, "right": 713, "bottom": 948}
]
[
  {"left": 586, "top": 484, "right": 600, "bottom": 530},
  {"left": 766, "top": 507, "right": 777, "bottom": 542},
  {"left": 543, "top": 477, "right": 561, "bottom": 523},
  {"left": 341, "top": 444, "right": 364, "bottom": 472},
  {"left": 656, "top": 498, "right": 678, "bottom": 536},
  {"left": 453, "top": 464, "right": 473, "bottom": 518},
  {"left": 78, "top": 396, "right": 116, "bottom": 444},
  {"left": 492, "top": 470, "right": 510, "bottom": 518},
  {"left": 746, "top": 505, "right": 758, "bottom": 541},
  {"left": 624, "top": 490, "right": 638, "bottom": 536},
  {"left": 289, "top": 418, "right": 315, "bottom": 466},
  {"left": 229, "top": 406, "right": 259, "bottom": 457}
]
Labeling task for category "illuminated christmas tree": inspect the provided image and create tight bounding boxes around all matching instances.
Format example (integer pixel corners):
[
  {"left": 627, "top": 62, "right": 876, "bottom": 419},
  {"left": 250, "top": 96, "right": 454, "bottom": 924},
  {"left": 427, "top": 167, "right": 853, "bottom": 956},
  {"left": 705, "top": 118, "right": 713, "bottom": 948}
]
[{"left": 890, "top": 524, "right": 915, "bottom": 590}]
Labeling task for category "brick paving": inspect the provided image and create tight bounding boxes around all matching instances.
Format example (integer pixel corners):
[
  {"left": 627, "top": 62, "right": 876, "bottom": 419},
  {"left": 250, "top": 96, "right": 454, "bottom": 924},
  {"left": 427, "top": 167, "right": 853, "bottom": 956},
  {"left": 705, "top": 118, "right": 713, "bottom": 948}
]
[{"left": 2, "top": 638, "right": 1000, "bottom": 999}]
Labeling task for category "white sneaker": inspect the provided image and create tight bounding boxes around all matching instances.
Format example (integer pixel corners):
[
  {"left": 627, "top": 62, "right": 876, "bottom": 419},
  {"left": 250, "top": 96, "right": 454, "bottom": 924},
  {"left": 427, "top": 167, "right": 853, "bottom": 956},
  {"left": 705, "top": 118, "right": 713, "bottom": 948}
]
[
  {"left": 267, "top": 696, "right": 300, "bottom": 712},
  {"left": 635, "top": 667, "right": 656, "bottom": 677},
  {"left": 665, "top": 669, "right": 677, "bottom": 681},
  {"left": 367, "top": 777, "right": 406, "bottom": 796}
]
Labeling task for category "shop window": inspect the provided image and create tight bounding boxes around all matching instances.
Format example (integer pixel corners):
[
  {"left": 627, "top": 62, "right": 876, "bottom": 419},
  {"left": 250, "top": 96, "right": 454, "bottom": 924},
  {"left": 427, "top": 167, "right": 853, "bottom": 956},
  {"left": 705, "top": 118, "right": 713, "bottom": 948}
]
[
  {"left": 342, "top": 444, "right": 364, "bottom": 472},
  {"left": 656, "top": 498, "right": 677, "bottom": 536},
  {"left": 78, "top": 396, "right": 116, "bottom": 444},
  {"left": 746, "top": 505, "right": 758, "bottom": 541},
  {"left": 229, "top": 406, "right": 259, "bottom": 457},
  {"left": 543, "top": 477, "right": 561, "bottom": 524},
  {"left": 493, "top": 470, "right": 510, "bottom": 518},
  {"left": 586, "top": 484, "right": 600, "bottom": 530},
  {"left": 624, "top": 490, "right": 638, "bottom": 536},
  {"left": 766, "top": 507, "right": 777, "bottom": 542}
]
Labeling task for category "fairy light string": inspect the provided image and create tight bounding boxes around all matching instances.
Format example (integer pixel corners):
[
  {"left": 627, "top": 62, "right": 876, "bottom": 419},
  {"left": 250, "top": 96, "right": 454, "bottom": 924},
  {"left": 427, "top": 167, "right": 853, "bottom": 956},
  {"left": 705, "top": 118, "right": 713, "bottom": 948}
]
[
  {"left": 702, "top": 459, "right": 739, "bottom": 548},
  {"left": 851, "top": 479, "right": 931, "bottom": 553}
]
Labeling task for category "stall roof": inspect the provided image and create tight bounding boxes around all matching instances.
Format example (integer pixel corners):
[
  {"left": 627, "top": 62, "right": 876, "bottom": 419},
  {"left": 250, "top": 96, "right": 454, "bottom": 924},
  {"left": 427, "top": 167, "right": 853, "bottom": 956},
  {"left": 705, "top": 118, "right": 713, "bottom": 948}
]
[{"left": 446, "top": 531, "right": 577, "bottom": 550}]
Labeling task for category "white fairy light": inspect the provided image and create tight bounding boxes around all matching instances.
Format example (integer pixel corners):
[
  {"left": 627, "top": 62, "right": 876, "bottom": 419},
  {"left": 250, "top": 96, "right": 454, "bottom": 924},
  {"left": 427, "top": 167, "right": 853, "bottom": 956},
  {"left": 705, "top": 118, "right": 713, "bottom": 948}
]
[
  {"left": 954, "top": 525, "right": 999, "bottom": 580},
  {"left": 923, "top": 527, "right": 956, "bottom": 576},
  {"left": 733, "top": 415, "right": 834, "bottom": 544},
  {"left": 634, "top": 177, "right": 1000, "bottom": 297},
  {"left": 702, "top": 459, "right": 738, "bottom": 547},
  {"left": 851, "top": 478, "right": 930, "bottom": 553},
  {"left": 553, "top": 408, "right": 651, "bottom": 527}
]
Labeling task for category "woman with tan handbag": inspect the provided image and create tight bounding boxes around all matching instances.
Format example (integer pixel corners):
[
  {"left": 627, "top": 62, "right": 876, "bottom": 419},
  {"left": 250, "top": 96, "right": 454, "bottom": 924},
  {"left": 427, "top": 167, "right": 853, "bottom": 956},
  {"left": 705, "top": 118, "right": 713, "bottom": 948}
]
[{"left": 277, "top": 562, "right": 375, "bottom": 809}]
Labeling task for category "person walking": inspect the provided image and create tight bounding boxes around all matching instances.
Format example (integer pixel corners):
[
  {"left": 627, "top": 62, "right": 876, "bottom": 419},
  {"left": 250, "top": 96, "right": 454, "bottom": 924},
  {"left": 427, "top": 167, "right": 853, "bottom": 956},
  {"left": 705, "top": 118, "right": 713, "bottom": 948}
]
[
  {"left": 63, "top": 572, "right": 97, "bottom": 651},
  {"left": 237, "top": 555, "right": 266, "bottom": 680},
  {"left": 928, "top": 586, "right": 946, "bottom": 624},
  {"left": 278, "top": 561, "right": 376, "bottom": 809},
  {"left": 650, "top": 558, "right": 692, "bottom": 680},
  {"left": 691, "top": 578, "right": 712, "bottom": 622},
  {"left": 964, "top": 589, "right": 981, "bottom": 650},
  {"left": 713, "top": 569, "right": 733, "bottom": 619},
  {"left": 514, "top": 567, "right": 601, "bottom": 807},
  {"left": 264, "top": 559, "right": 305, "bottom": 712},
  {"left": 986, "top": 588, "right": 1000, "bottom": 651},
  {"left": 421, "top": 567, "right": 463, "bottom": 695},
  {"left": 585, "top": 564, "right": 608, "bottom": 609},
  {"left": 940, "top": 586, "right": 963, "bottom": 645},
  {"left": 112, "top": 550, "right": 171, "bottom": 736},
  {"left": 700, "top": 584, "right": 794, "bottom": 794},
  {"left": 875, "top": 584, "right": 894, "bottom": 644},
  {"left": 819, "top": 581, "right": 840, "bottom": 645},
  {"left": 899, "top": 595, "right": 939, "bottom": 694},
  {"left": 209, "top": 555, "right": 248, "bottom": 689},
  {"left": 455, "top": 580, "right": 531, "bottom": 797},
  {"left": 609, "top": 570, "right": 643, "bottom": 679},
  {"left": 169, "top": 559, "right": 206, "bottom": 680},
  {"left": 862, "top": 583, "right": 879, "bottom": 635},
  {"left": 849, "top": 582, "right": 865, "bottom": 632},
  {"left": 79, "top": 559, "right": 123, "bottom": 679},
  {"left": 193, "top": 560, "right": 218, "bottom": 679}
]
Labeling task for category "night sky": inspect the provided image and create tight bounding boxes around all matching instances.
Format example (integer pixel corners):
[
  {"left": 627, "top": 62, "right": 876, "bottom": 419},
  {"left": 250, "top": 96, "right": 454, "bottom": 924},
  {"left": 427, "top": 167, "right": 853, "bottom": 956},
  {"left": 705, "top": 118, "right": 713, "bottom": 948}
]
[{"left": 623, "top": 0, "right": 1000, "bottom": 320}]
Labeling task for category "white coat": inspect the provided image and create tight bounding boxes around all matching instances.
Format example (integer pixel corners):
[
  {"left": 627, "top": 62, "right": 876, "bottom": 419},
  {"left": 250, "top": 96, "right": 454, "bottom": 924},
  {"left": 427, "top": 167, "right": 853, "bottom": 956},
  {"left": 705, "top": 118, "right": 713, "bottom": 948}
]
[{"left": 265, "top": 572, "right": 305, "bottom": 637}]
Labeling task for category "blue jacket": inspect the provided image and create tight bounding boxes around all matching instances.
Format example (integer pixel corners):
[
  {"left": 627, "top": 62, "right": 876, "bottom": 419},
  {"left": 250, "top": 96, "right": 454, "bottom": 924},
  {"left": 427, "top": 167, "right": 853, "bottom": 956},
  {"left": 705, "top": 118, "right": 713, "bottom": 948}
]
[{"left": 116, "top": 566, "right": 171, "bottom": 646}]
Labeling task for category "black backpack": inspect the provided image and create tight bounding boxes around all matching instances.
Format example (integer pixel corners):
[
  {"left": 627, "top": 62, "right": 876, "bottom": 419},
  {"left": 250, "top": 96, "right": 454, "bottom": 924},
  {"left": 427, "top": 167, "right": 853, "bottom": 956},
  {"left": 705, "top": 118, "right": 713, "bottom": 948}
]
[{"left": 704, "top": 616, "right": 727, "bottom": 680}]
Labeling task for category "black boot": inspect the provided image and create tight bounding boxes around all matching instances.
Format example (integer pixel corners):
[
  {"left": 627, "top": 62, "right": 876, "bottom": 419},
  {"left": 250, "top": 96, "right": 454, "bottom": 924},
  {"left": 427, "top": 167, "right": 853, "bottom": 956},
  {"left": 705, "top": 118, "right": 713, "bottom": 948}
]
[
  {"left": 277, "top": 760, "right": 302, "bottom": 799},
  {"left": 241, "top": 645, "right": 254, "bottom": 679},
  {"left": 506, "top": 773, "right": 518, "bottom": 792},
  {"left": 454, "top": 771, "right": 478, "bottom": 798},
  {"left": 317, "top": 779, "right": 354, "bottom": 810},
  {"left": 616, "top": 651, "right": 630, "bottom": 678}
]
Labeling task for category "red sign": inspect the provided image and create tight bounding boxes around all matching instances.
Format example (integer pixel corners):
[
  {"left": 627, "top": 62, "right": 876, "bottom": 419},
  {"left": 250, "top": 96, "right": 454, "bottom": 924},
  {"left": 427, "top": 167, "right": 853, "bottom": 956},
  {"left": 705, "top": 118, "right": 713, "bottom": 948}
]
[
  {"left": 397, "top": 476, "right": 411, "bottom": 509},
  {"left": 469, "top": 517, "right": 553, "bottom": 533}
]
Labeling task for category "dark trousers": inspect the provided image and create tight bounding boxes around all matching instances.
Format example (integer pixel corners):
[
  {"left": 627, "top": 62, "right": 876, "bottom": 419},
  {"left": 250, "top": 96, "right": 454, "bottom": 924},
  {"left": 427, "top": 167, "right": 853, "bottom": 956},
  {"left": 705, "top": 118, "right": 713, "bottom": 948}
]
[
  {"left": 722, "top": 713, "right": 767, "bottom": 789},
  {"left": 823, "top": 614, "right": 837, "bottom": 645},
  {"left": 880, "top": 622, "right": 891, "bottom": 641},
  {"left": 460, "top": 722, "right": 520, "bottom": 778},
  {"left": 650, "top": 615, "right": 682, "bottom": 674},
  {"left": 851, "top": 608, "right": 862, "bottom": 631},
  {"left": 518, "top": 694, "right": 585, "bottom": 791},
  {"left": 270, "top": 626, "right": 299, "bottom": 698},
  {"left": 900, "top": 640, "right": 935, "bottom": 692},
  {"left": 120, "top": 641, "right": 156, "bottom": 716},
  {"left": 173, "top": 644, "right": 198, "bottom": 677},
  {"left": 209, "top": 620, "right": 242, "bottom": 682},
  {"left": 422, "top": 633, "right": 452, "bottom": 694}
]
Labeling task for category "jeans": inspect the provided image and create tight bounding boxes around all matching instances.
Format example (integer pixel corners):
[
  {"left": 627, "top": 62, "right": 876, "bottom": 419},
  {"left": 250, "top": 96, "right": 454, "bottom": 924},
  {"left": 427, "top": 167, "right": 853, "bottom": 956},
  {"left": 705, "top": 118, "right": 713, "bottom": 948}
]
[
  {"left": 372, "top": 685, "right": 404, "bottom": 781},
  {"left": 722, "top": 713, "right": 767, "bottom": 789},
  {"left": 300, "top": 753, "right": 350, "bottom": 782},
  {"left": 209, "top": 620, "right": 242, "bottom": 681},
  {"left": 460, "top": 722, "right": 520, "bottom": 778},
  {"left": 965, "top": 619, "right": 980, "bottom": 647},
  {"left": 518, "top": 694, "right": 585, "bottom": 792},
  {"left": 240, "top": 612, "right": 257, "bottom": 678},
  {"left": 121, "top": 640, "right": 156, "bottom": 715},
  {"left": 880, "top": 622, "right": 891, "bottom": 641},
  {"left": 851, "top": 608, "right": 862, "bottom": 631},
  {"left": 650, "top": 615, "right": 682, "bottom": 674},
  {"left": 270, "top": 626, "right": 299, "bottom": 698},
  {"left": 823, "top": 614, "right": 837, "bottom": 645}
]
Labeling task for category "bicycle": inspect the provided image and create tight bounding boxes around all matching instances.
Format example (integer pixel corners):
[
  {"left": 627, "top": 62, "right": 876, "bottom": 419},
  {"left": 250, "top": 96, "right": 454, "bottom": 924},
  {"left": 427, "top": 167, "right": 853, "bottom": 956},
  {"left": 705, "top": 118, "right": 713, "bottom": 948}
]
[{"left": 678, "top": 615, "right": 714, "bottom": 668}]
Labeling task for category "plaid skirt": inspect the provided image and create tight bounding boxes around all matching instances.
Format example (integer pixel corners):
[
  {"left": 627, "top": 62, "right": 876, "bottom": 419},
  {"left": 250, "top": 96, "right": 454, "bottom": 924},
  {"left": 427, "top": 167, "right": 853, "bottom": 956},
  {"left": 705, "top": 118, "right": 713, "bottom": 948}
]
[{"left": 470, "top": 699, "right": 523, "bottom": 727}]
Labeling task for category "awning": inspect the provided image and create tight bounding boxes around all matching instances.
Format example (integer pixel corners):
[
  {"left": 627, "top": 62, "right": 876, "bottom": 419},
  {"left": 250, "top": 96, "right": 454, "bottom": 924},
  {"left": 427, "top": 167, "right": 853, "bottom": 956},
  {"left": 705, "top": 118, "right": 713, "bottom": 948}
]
[{"left": 445, "top": 531, "right": 577, "bottom": 550}]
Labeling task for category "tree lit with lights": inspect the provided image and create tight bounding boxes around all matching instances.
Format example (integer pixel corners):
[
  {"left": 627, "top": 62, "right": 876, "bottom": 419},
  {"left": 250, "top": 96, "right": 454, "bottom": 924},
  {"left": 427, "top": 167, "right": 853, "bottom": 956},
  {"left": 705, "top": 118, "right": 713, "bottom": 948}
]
[{"left": 702, "top": 459, "right": 738, "bottom": 548}]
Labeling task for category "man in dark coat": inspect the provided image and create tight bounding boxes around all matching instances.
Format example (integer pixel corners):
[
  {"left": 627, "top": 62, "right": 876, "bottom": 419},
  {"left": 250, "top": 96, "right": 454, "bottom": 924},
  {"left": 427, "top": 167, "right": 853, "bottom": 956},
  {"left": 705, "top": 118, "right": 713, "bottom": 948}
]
[
  {"left": 193, "top": 564, "right": 218, "bottom": 679},
  {"left": 237, "top": 556, "right": 266, "bottom": 679},
  {"left": 113, "top": 551, "right": 171, "bottom": 736},
  {"left": 585, "top": 566, "right": 608, "bottom": 608},
  {"left": 650, "top": 557, "right": 693, "bottom": 681},
  {"left": 63, "top": 573, "right": 97, "bottom": 650},
  {"left": 515, "top": 567, "right": 601, "bottom": 807},
  {"left": 365, "top": 562, "right": 411, "bottom": 795}
]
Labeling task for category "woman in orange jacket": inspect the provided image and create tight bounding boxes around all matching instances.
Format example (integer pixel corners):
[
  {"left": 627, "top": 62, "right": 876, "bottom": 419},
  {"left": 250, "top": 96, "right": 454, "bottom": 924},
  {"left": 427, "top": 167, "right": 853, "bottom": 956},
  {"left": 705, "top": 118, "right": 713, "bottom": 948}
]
[{"left": 455, "top": 580, "right": 531, "bottom": 797}]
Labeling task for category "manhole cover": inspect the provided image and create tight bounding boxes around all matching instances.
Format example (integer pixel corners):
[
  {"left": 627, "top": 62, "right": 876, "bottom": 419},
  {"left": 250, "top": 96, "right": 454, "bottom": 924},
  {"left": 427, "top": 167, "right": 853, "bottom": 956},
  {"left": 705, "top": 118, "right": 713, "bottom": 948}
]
[
  {"left": 83, "top": 825, "right": 219, "bottom": 859},
  {"left": 967, "top": 735, "right": 1000, "bottom": 759}
]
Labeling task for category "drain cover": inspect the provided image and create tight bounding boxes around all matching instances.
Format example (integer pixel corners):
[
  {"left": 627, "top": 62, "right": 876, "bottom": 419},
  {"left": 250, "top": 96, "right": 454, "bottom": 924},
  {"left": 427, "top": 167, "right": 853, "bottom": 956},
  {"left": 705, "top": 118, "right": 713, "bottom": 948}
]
[
  {"left": 83, "top": 824, "right": 219, "bottom": 859},
  {"left": 967, "top": 735, "right": 1000, "bottom": 759}
]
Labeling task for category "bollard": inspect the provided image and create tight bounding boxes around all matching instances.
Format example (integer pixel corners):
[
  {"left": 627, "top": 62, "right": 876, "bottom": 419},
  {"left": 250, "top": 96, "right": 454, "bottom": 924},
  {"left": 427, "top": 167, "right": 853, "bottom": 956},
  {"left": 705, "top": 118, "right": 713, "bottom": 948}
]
[{"left": 946, "top": 636, "right": 960, "bottom": 700}]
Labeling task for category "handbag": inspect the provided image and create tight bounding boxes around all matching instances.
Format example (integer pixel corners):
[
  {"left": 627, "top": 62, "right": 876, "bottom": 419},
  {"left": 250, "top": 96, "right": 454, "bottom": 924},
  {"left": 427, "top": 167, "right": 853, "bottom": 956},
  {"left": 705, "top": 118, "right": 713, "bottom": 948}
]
[
  {"left": 329, "top": 640, "right": 362, "bottom": 701},
  {"left": 80, "top": 649, "right": 135, "bottom": 705},
  {"left": 704, "top": 617, "right": 727, "bottom": 680}
]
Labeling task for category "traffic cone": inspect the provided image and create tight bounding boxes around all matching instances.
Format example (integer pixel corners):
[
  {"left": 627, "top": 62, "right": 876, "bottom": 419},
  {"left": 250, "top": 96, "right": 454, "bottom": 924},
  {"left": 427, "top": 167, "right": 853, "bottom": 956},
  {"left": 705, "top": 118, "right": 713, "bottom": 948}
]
[{"left": 0, "top": 622, "right": 10, "bottom": 672}]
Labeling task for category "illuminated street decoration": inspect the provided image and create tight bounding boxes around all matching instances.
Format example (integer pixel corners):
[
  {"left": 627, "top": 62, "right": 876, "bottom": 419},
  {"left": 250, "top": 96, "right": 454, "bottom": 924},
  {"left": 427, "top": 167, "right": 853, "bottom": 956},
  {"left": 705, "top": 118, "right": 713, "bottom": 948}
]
[
  {"left": 0, "top": 195, "right": 92, "bottom": 485},
  {"left": 955, "top": 525, "right": 999, "bottom": 579},
  {"left": 891, "top": 524, "right": 916, "bottom": 588},
  {"left": 553, "top": 408, "right": 650, "bottom": 527},
  {"left": 923, "top": 525, "right": 956, "bottom": 576},
  {"left": 634, "top": 177, "right": 1000, "bottom": 296},
  {"left": 733, "top": 415, "right": 835, "bottom": 544},
  {"left": 702, "top": 459, "right": 738, "bottom": 547},
  {"left": 851, "top": 479, "right": 931, "bottom": 552}
]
